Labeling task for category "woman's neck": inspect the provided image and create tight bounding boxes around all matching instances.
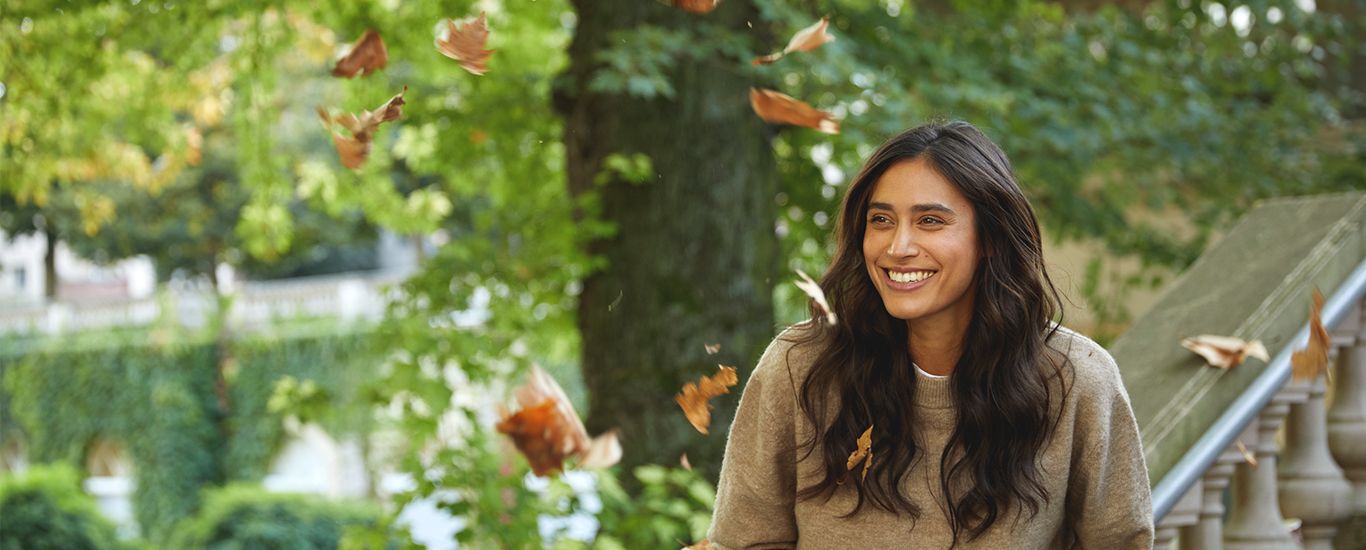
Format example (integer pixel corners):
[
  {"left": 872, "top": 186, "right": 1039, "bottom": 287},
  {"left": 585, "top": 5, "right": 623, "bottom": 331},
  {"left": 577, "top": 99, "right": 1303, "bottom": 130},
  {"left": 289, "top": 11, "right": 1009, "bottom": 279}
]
[{"left": 906, "top": 317, "right": 969, "bottom": 376}]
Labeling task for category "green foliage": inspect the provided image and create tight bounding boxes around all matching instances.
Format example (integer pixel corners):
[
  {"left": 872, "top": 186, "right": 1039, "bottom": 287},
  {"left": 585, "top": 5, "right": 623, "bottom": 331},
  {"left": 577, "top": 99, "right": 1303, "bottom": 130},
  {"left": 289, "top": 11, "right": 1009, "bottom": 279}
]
[
  {"left": 0, "top": 463, "right": 122, "bottom": 550},
  {"left": 590, "top": 465, "right": 715, "bottom": 549},
  {"left": 0, "top": 328, "right": 378, "bottom": 542},
  {"left": 165, "top": 483, "right": 388, "bottom": 549}
]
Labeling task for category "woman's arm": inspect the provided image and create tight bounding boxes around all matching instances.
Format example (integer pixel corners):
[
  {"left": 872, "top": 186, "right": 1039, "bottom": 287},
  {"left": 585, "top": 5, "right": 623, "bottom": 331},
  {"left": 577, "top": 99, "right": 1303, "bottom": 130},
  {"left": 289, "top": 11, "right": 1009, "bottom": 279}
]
[
  {"left": 1066, "top": 348, "right": 1155, "bottom": 548},
  {"left": 707, "top": 336, "right": 801, "bottom": 550}
]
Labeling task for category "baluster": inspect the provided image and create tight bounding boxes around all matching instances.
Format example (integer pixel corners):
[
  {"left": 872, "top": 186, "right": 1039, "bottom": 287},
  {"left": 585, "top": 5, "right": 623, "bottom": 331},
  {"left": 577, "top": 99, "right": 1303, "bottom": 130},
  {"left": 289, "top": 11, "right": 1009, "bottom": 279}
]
[
  {"left": 1181, "top": 422, "right": 1256, "bottom": 550},
  {"left": 1327, "top": 305, "right": 1366, "bottom": 542},
  {"left": 1280, "top": 374, "right": 1352, "bottom": 549},
  {"left": 1225, "top": 400, "right": 1298, "bottom": 548},
  {"left": 1156, "top": 479, "right": 1201, "bottom": 549}
]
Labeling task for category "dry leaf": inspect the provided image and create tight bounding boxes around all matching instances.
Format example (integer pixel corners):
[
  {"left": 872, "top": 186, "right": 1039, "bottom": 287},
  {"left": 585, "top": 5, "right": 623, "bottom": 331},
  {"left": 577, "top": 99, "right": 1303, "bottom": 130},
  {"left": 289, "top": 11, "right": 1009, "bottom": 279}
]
[
  {"left": 673, "top": 0, "right": 719, "bottom": 13},
  {"left": 317, "top": 86, "right": 407, "bottom": 170},
  {"left": 1180, "top": 334, "right": 1269, "bottom": 370},
  {"left": 795, "top": 269, "right": 837, "bottom": 325},
  {"left": 332, "top": 29, "right": 388, "bottom": 78},
  {"left": 1235, "top": 440, "right": 1258, "bottom": 468},
  {"left": 436, "top": 12, "right": 495, "bottom": 75},
  {"left": 682, "top": 540, "right": 712, "bottom": 550},
  {"left": 675, "top": 365, "right": 739, "bottom": 434},
  {"left": 1291, "top": 288, "right": 1330, "bottom": 382},
  {"left": 496, "top": 367, "right": 622, "bottom": 476},
  {"left": 753, "top": 16, "right": 836, "bottom": 65},
  {"left": 845, "top": 425, "right": 873, "bottom": 483},
  {"left": 704, "top": 343, "right": 721, "bottom": 355},
  {"left": 750, "top": 88, "right": 839, "bottom": 134},
  {"left": 680, "top": 453, "right": 692, "bottom": 471}
]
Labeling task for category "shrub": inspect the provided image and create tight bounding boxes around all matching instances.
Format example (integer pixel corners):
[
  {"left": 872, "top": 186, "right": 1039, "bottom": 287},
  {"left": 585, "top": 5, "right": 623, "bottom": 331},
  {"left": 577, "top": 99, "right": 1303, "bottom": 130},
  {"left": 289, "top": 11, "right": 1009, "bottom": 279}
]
[
  {"left": 166, "top": 484, "right": 388, "bottom": 549},
  {"left": 0, "top": 463, "right": 121, "bottom": 550}
]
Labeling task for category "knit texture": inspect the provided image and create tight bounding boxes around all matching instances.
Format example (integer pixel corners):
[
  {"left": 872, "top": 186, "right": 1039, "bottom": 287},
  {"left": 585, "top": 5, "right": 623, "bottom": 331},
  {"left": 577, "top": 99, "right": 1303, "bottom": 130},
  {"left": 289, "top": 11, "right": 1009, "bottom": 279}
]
[{"left": 708, "top": 323, "right": 1154, "bottom": 549}]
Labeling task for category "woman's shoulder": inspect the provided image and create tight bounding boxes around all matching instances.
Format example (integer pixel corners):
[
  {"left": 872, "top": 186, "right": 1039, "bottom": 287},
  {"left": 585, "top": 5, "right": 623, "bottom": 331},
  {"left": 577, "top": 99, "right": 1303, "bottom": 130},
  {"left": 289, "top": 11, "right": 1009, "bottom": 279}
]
[
  {"left": 751, "top": 320, "right": 827, "bottom": 385},
  {"left": 1045, "top": 324, "right": 1126, "bottom": 396}
]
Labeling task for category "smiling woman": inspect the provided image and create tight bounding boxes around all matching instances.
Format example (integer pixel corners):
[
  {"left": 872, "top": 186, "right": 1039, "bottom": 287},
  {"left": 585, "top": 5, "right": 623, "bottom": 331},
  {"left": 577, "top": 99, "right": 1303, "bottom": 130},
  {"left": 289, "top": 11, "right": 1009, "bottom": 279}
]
[{"left": 708, "top": 121, "right": 1154, "bottom": 549}]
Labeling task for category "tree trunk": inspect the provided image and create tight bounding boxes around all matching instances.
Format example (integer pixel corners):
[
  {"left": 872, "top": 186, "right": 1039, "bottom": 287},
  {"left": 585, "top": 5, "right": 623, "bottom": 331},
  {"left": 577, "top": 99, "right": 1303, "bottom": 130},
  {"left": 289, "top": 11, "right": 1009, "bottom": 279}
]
[
  {"left": 1320, "top": 0, "right": 1364, "bottom": 119},
  {"left": 557, "top": 1, "right": 780, "bottom": 478},
  {"left": 42, "top": 225, "right": 57, "bottom": 301}
]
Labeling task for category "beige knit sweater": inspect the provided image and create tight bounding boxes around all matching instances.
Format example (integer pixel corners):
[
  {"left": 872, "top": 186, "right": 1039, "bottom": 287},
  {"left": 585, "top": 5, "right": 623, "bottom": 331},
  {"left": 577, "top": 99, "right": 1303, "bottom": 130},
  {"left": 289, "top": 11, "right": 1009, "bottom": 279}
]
[{"left": 708, "top": 323, "right": 1154, "bottom": 549}]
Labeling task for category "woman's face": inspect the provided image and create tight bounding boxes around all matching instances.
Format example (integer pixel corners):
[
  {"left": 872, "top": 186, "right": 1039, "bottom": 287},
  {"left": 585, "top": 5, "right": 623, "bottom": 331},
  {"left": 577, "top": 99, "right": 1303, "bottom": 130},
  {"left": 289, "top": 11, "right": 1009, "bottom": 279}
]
[{"left": 861, "top": 157, "right": 980, "bottom": 328}]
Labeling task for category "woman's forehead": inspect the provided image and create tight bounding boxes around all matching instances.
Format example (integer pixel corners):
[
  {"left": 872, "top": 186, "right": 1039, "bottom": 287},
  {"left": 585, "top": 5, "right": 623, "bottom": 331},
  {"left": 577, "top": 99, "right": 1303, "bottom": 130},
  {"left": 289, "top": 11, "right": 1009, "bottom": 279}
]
[{"left": 867, "top": 159, "right": 971, "bottom": 210}]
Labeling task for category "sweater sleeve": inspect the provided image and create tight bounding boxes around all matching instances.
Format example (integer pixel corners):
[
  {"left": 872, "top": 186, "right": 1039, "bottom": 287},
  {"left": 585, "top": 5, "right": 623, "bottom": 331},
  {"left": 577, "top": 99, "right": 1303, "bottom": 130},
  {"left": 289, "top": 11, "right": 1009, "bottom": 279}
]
[
  {"left": 1065, "top": 346, "right": 1155, "bottom": 548},
  {"left": 707, "top": 334, "right": 800, "bottom": 550}
]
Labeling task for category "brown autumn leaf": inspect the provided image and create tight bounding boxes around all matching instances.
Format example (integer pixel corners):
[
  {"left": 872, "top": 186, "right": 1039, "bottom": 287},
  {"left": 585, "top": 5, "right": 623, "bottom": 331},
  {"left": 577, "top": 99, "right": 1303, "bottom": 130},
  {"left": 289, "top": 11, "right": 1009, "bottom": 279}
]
[
  {"left": 845, "top": 425, "right": 873, "bottom": 483},
  {"left": 795, "top": 269, "right": 837, "bottom": 325},
  {"left": 436, "top": 12, "right": 495, "bottom": 75},
  {"left": 673, "top": 0, "right": 719, "bottom": 13},
  {"left": 680, "top": 453, "right": 692, "bottom": 471},
  {"left": 682, "top": 539, "right": 712, "bottom": 550},
  {"left": 750, "top": 88, "right": 840, "bottom": 134},
  {"left": 1235, "top": 440, "right": 1258, "bottom": 468},
  {"left": 496, "top": 366, "right": 622, "bottom": 476},
  {"left": 1180, "top": 334, "right": 1270, "bottom": 370},
  {"left": 332, "top": 29, "right": 388, "bottom": 78},
  {"left": 317, "top": 86, "right": 407, "bottom": 170},
  {"left": 753, "top": 16, "right": 836, "bottom": 65},
  {"left": 1292, "top": 288, "right": 1330, "bottom": 382},
  {"left": 675, "top": 365, "right": 739, "bottom": 434},
  {"left": 704, "top": 343, "right": 721, "bottom": 355}
]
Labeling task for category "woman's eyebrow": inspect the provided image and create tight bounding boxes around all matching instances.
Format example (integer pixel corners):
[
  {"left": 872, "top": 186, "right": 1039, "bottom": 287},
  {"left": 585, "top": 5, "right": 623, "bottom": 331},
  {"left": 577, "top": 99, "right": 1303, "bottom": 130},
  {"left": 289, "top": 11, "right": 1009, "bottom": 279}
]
[{"left": 867, "top": 201, "right": 955, "bottom": 214}]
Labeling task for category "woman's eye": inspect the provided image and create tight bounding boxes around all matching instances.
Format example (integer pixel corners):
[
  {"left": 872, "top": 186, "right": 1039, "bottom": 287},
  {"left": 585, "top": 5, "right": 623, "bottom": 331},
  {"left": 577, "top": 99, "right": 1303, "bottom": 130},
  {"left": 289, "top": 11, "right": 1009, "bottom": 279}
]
[
  {"left": 919, "top": 216, "right": 945, "bottom": 226},
  {"left": 869, "top": 215, "right": 892, "bottom": 225}
]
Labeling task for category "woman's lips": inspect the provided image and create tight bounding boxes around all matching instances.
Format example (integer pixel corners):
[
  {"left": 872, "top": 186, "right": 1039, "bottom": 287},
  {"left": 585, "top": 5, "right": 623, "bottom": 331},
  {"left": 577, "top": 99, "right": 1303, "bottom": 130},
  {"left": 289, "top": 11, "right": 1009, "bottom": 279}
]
[{"left": 883, "top": 268, "right": 935, "bottom": 291}]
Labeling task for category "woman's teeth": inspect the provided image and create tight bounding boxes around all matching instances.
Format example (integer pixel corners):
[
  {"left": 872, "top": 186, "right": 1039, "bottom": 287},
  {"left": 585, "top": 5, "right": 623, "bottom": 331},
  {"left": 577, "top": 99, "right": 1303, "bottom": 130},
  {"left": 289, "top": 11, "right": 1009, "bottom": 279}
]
[{"left": 889, "top": 270, "right": 933, "bottom": 283}]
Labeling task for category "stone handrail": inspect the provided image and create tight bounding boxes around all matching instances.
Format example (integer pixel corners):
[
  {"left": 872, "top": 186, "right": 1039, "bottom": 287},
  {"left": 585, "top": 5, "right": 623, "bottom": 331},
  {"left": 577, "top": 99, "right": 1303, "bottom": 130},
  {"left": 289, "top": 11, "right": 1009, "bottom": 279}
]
[{"left": 1113, "top": 192, "right": 1366, "bottom": 549}]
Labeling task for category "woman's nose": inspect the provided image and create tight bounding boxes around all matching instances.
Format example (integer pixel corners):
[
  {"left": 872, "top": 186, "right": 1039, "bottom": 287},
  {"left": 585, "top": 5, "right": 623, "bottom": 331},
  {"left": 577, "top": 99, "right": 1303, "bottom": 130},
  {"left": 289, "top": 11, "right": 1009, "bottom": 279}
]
[{"left": 885, "top": 229, "right": 919, "bottom": 257}]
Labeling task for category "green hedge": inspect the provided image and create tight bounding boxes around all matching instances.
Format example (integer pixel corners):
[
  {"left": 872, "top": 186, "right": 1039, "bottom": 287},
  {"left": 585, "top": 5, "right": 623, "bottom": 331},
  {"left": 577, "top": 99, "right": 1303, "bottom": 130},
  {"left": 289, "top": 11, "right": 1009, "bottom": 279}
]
[
  {"left": 0, "top": 328, "right": 377, "bottom": 542},
  {"left": 0, "top": 463, "right": 121, "bottom": 550},
  {"left": 165, "top": 484, "right": 387, "bottom": 549}
]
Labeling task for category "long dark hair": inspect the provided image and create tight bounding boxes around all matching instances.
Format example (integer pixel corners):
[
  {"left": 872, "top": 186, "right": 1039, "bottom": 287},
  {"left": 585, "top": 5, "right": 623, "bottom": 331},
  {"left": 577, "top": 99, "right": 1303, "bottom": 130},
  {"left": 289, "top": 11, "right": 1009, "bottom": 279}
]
[{"left": 791, "top": 121, "right": 1069, "bottom": 544}]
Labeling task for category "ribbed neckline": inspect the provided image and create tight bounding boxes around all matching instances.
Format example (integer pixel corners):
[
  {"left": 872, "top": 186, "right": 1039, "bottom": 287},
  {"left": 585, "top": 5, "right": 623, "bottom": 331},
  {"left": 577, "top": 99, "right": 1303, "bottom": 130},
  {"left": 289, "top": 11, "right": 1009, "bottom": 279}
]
[{"left": 913, "top": 367, "right": 955, "bottom": 410}]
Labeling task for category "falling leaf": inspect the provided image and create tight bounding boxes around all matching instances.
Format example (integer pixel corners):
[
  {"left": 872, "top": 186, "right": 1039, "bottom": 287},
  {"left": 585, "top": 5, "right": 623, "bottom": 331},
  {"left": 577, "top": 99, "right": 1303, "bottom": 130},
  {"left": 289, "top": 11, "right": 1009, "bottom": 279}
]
[
  {"left": 496, "top": 367, "right": 622, "bottom": 476},
  {"left": 845, "top": 425, "right": 873, "bottom": 483},
  {"left": 680, "top": 453, "right": 692, "bottom": 471},
  {"left": 1292, "top": 288, "right": 1330, "bottom": 382},
  {"left": 317, "top": 86, "right": 407, "bottom": 170},
  {"left": 682, "top": 540, "right": 712, "bottom": 550},
  {"left": 1180, "top": 334, "right": 1269, "bottom": 370},
  {"left": 675, "top": 365, "right": 739, "bottom": 434},
  {"left": 704, "top": 343, "right": 720, "bottom": 355},
  {"left": 436, "top": 12, "right": 495, "bottom": 75},
  {"left": 332, "top": 29, "right": 388, "bottom": 78},
  {"left": 750, "top": 88, "right": 839, "bottom": 134},
  {"left": 753, "top": 16, "right": 836, "bottom": 65},
  {"left": 795, "top": 269, "right": 837, "bottom": 325},
  {"left": 673, "top": 0, "right": 719, "bottom": 13},
  {"left": 1235, "top": 440, "right": 1258, "bottom": 468}
]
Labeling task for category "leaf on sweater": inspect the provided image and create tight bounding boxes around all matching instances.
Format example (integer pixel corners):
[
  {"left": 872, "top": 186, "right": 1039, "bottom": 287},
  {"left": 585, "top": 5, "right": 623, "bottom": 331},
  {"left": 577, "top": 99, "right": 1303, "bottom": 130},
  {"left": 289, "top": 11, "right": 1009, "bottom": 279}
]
[
  {"left": 675, "top": 365, "right": 739, "bottom": 434},
  {"left": 750, "top": 88, "right": 840, "bottom": 134},
  {"left": 681, "top": 539, "right": 712, "bottom": 550},
  {"left": 1180, "top": 334, "right": 1269, "bottom": 370},
  {"left": 1235, "top": 440, "right": 1257, "bottom": 467},
  {"left": 332, "top": 29, "right": 388, "bottom": 78},
  {"left": 704, "top": 343, "right": 721, "bottom": 355},
  {"left": 753, "top": 16, "right": 836, "bottom": 65},
  {"left": 795, "top": 269, "right": 837, "bottom": 325},
  {"left": 496, "top": 366, "right": 622, "bottom": 476},
  {"left": 317, "top": 86, "right": 407, "bottom": 169},
  {"left": 846, "top": 424, "right": 873, "bottom": 483},
  {"left": 1291, "top": 288, "right": 1330, "bottom": 382},
  {"left": 436, "top": 12, "right": 494, "bottom": 75},
  {"left": 673, "top": 0, "right": 719, "bottom": 14}
]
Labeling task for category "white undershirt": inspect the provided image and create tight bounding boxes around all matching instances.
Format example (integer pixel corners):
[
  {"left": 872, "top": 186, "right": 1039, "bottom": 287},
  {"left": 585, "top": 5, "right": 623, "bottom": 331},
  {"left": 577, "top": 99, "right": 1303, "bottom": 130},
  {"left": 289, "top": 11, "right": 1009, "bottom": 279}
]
[{"left": 913, "top": 362, "right": 948, "bottom": 379}]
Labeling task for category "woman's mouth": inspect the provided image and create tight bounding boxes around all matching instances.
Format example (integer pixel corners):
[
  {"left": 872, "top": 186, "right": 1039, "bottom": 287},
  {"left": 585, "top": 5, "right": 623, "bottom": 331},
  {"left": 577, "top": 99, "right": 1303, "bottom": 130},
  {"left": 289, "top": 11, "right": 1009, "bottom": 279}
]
[{"left": 885, "top": 268, "right": 935, "bottom": 291}]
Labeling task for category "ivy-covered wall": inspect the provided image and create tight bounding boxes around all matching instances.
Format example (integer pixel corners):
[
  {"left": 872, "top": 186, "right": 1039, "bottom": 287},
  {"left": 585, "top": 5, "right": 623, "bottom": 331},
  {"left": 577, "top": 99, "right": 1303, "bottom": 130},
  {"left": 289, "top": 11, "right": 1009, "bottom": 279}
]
[{"left": 0, "top": 327, "right": 378, "bottom": 542}]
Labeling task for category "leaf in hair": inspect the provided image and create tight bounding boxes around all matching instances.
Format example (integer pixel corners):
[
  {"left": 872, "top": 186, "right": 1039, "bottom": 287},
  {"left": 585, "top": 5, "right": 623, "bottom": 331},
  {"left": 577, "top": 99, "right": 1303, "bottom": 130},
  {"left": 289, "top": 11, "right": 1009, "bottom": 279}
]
[
  {"left": 1180, "top": 334, "right": 1269, "bottom": 370},
  {"left": 496, "top": 366, "right": 622, "bottom": 476},
  {"left": 795, "top": 269, "right": 837, "bottom": 324},
  {"left": 436, "top": 12, "right": 494, "bottom": 75},
  {"left": 753, "top": 16, "right": 835, "bottom": 65},
  {"left": 332, "top": 29, "right": 388, "bottom": 78},
  {"left": 750, "top": 89, "right": 840, "bottom": 134},
  {"left": 846, "top": 425, "right": 873, "bottom": 482},
  {"left": 675, "top": 365, "right": 739, "bottom": 434},
  {"left": 1291, "top": 288, "right": 1329, "bottom": 382}
]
